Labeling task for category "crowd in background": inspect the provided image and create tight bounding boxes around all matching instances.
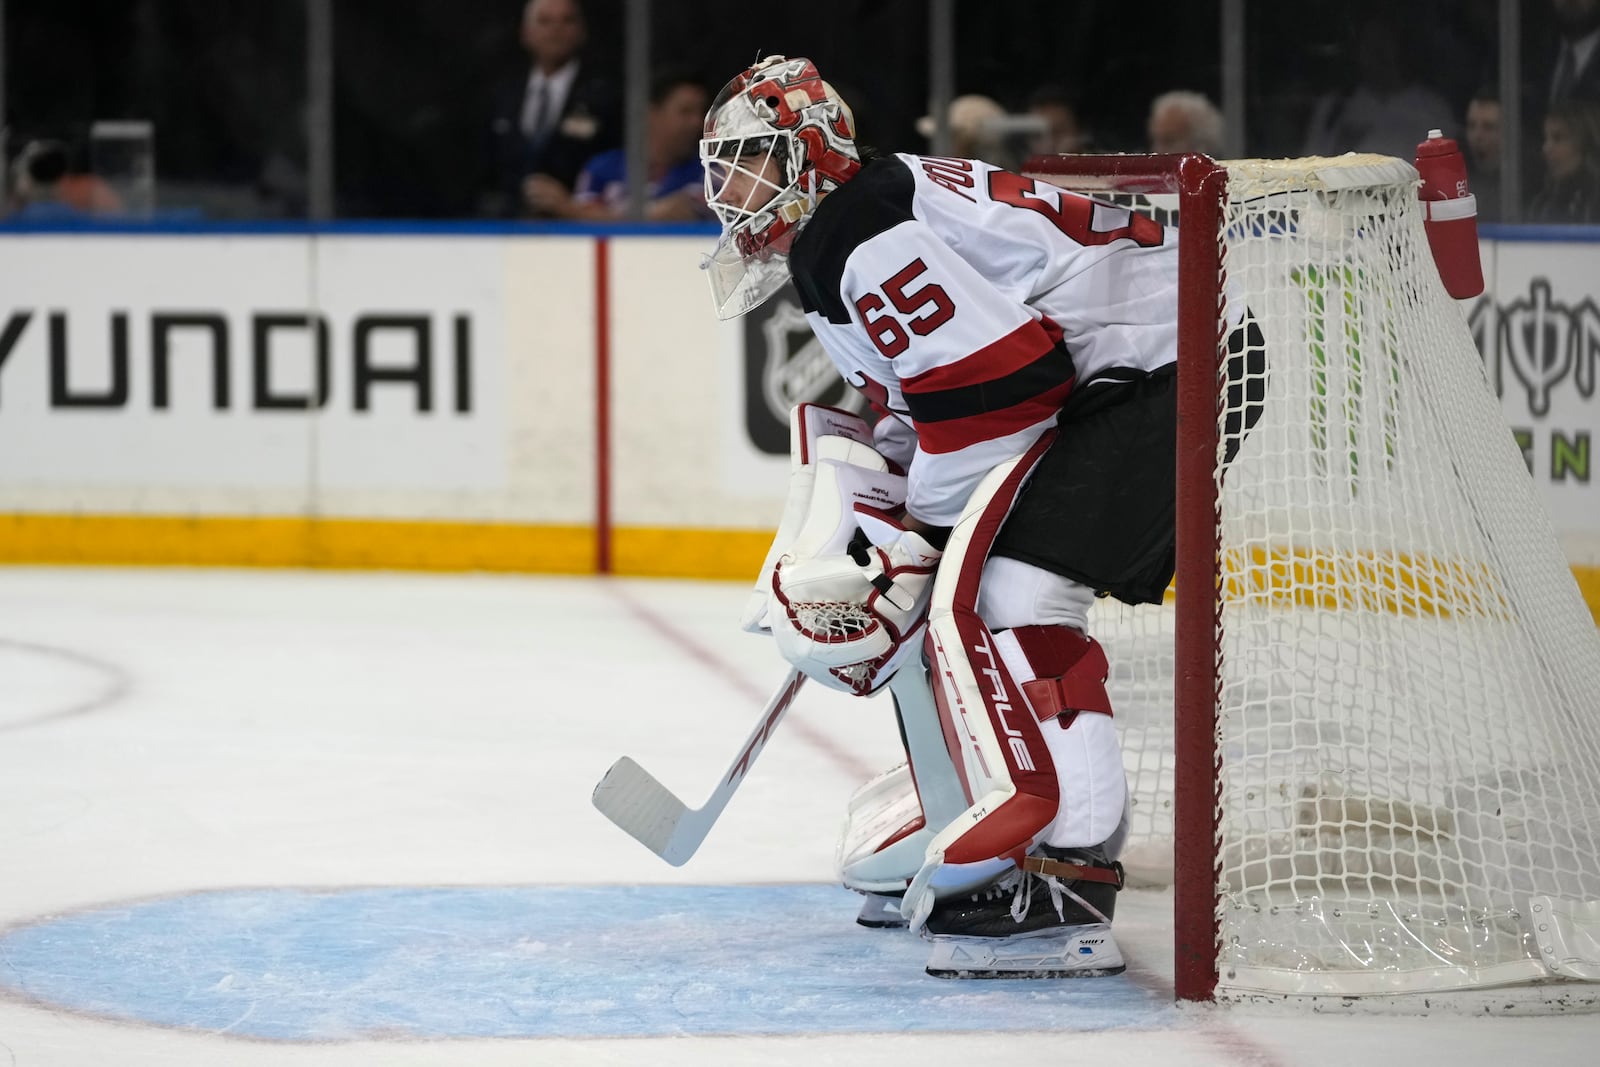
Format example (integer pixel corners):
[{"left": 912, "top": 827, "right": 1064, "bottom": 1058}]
[{"left": 4, "top": 0, "right": 1600, "bottom": 225}]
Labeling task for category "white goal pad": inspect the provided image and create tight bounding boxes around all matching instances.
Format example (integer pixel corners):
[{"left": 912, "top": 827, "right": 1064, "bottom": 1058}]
[{"left": 1026, "top": 152, "right": 1600, "bottom": 1006}]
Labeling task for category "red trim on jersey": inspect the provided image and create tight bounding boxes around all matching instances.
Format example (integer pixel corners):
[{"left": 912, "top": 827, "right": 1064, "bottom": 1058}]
[
  {"left": 899, "top": 320, "right": 1057, "bottom": 394},
  {"left": 1037, "top": 312, "right": 1065, "bottom": 348},
  {"left": 912, "top": 381, "right": 1074, "bottom": 455},
  {"left": 850, "top": 373, "right": 896, "bottom": 420}
]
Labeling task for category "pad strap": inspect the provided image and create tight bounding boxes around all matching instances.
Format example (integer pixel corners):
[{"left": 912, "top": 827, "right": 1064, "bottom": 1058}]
[
  {"left": 1013, "top": 627, "right": 1113, "bottom": 725},
  {"left": 1022, "top": 854, "right": 1125, "bottom": 887}
]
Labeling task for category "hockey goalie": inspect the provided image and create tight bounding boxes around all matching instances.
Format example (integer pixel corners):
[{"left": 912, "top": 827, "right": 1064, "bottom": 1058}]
[{"left": 701, "top": 56, "right": 1261, "bottom": 978}]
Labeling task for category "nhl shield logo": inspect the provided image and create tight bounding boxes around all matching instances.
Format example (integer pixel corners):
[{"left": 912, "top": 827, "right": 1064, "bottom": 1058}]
[{"left": 742, "top": 284, "right": 865, "bottom": 454}]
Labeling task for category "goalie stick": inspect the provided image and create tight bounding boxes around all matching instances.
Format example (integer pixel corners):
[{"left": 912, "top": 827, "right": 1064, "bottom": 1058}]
[{"left": 591, "top": 669, "right": 807, "bottom": 865}]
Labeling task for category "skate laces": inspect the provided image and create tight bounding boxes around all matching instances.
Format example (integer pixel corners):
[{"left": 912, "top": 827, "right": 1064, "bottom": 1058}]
[
  {"left": 1009, "top": 868, "right": 1069, "bottom": 924},
  {"left": 1005, "top": 851, "right": 1116, "bottom": 926},
  {"left": 970, "top": 867, "right": 1023, "bottom": 904}
]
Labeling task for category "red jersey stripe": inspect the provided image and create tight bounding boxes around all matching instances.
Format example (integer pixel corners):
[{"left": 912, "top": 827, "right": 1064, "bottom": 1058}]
[
  {"left": 914, "top": 379, "right": 1074, "bottom": 454},
  {"left": 900, "top": 319, "right": 1058, "bottom": 394}
]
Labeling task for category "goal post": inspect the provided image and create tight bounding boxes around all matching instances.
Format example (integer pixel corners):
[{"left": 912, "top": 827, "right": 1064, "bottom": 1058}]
[{"left": 1025, "top": 151, "right": 1600, "bottom": 1007}]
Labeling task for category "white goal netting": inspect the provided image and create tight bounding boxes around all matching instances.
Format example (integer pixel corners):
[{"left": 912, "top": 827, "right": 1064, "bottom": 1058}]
[{"left": 1046, "top": 155, "right": 1600, "bottom": 1001}]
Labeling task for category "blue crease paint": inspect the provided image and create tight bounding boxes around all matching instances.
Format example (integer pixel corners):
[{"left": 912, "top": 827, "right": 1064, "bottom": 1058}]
[{"left": 0, "top": 885, "right": 1170, "bottom": 1041}]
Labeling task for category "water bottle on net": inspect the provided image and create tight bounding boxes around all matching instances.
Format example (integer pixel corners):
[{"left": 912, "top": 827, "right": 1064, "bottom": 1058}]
[{"left": 1414, "top": 129, "right": 1485, "bottom": 299}]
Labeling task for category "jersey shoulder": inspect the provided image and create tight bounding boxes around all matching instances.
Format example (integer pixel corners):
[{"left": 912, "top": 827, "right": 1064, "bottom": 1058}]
[{"left": 789, "top": 155, "right": 917, "bottom": 325}]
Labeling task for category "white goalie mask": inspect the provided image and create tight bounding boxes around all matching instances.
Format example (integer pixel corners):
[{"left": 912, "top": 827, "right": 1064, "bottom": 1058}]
[{"left": 700, "top": 55, "right": 860, "bottom": 319}]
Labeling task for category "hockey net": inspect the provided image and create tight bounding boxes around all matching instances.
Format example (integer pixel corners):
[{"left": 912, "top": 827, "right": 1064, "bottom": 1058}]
[{"left": 1025, "top": 152, "right": 1600, "bottom": 1005}]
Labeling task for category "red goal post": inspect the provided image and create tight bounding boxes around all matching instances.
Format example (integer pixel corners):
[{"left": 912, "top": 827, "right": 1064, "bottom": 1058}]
[
  {"left": 1024, "top": 151, "right": 1600, "bottom": 1008},
  {"left": 1022, "top": 152, "right": 1226, "bottom": 1002}
]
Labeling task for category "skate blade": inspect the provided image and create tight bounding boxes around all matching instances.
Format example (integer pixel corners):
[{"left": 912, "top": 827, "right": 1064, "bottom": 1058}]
[
  {"left": 925, "top": 923, "right": 1124, "bottom": 979},
  {"left": 855, "top": 892, "right": 909, "bottom": 929}
]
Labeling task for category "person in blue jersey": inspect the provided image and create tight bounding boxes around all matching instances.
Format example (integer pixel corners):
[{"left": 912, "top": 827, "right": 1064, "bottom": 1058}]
[
  {"left": 701, "top": 55, "right": 1264, "bottom": 979},
  {"left": 525, "top": 70, "right": 711, "bottom": 221}
]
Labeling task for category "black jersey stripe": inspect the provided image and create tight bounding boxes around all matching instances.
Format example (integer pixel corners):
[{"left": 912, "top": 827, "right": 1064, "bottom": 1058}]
[
  {"left": 914, "top": 379, "right": 1075, "bottom": 455},
  {"left": 904, "top": 343, "right": 1076, "bottom": 424}
]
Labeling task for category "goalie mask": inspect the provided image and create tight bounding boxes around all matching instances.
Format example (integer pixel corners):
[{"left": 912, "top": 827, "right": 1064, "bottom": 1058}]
[{"left": 700, "top": 55, "right": 860, "bottom": 319}]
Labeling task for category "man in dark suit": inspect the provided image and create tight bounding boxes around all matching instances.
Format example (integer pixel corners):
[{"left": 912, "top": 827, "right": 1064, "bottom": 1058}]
[
  {"left": 1548, "top": 0, "right": 1600, "bottom": 107},
  {"left": 486, "top": 0, "right": 620, "bottom": 218}
]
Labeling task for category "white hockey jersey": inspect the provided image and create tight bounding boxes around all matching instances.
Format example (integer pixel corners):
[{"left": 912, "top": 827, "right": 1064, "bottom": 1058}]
[{"left": 786, "top": 152, "right": 1180, "bottom": 527}]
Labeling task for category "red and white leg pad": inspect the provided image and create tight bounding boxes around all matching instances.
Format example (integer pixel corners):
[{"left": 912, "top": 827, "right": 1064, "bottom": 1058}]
[
  {"left": 897, "top": 436, "right": 1131, "bottom": 929},
  {"left": 837, "top": 663, "right": 972, "bottom": 893}
]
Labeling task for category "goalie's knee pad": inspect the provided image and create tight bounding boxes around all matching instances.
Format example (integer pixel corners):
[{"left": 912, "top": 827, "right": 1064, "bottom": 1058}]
[
  {"left": 976, "top": 555, "right": 1096, "bottom": 633},
  {"left": 1004, "top": 625, "right": 1126, "bottom": 852}
]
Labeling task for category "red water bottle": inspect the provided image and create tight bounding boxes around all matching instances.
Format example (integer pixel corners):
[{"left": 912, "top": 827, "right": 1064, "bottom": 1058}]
[{"left": 1414, "top": 129, "right": 1484, "bottom": 299}]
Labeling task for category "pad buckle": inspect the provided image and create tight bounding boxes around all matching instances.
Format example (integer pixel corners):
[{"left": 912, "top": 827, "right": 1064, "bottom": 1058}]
[{"left": 1022, "top": 854, "right": 1126, "bottom": 888}]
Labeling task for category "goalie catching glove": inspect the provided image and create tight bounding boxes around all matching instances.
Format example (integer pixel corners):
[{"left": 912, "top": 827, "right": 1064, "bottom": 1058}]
[
  {"left": 739, "top": 403, "right": 879, "bottom": 635},
  {"left": 767, "top": 436, "right": 942, "bottom": 696}
]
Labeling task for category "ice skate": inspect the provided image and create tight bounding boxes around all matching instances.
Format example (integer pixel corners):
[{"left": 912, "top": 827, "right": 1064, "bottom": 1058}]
[{"left": 923, "top": 845, "right": 1125, "bottom": 978}]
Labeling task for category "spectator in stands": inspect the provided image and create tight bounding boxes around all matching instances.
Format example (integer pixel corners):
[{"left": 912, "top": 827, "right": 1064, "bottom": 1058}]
[
  {"left": 916, "top": 95, "right": 1014, "bottom": 166},
  {"left": 1463, "top": 85, "right": 1506, "bottom": 222},
  {"left": 6, "top": 140, "right": 122, "bottom": 221},
  {"left": 486, "top": 0, "right": 620, "bottom": 218},
  {"left": 1546, "top": 0, "right": 1600, "bottom": 107},
  {"left": 1027, "top": 85, "right": 1092, "bottom": 155},
  {"left": 1146, "top": 90, "right": 1225, "bottom": 156},
  {"left": 523, "top": 70, "right": 710, "bottom": 221},
  {"left": 1301, "top": 13, "right": 1456, "bottom": 159},
  {"left": 1527, "top": 99, "right": 1600, "bottom": 223}
]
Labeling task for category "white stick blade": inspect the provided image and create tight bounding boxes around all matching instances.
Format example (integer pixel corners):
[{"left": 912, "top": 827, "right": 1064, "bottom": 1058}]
[{"left": 591, "top": 756, "right": 699, "bottom": 866}]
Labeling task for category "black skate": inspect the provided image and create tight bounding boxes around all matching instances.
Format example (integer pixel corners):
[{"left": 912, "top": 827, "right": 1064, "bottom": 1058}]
[{"left": 923, "top": 845, "right": 1126, "bottom": 978}]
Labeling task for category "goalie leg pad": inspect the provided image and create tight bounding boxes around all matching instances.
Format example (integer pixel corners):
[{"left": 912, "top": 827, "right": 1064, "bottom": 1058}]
[
  {"left": 975, "top": 555, "right": 1096, "bottom": 633},
  {"left": 838, "top": 664, "right": 972, "bottom": 893},
  {"left": 837, "top": 767, "right": 930, "bottom": 894},
  {"left": 921, "top": 436, "right": 1066, "bottom": 882},
  {"left": 900, "top": 433, "right": 1131, "bottom": 926}
]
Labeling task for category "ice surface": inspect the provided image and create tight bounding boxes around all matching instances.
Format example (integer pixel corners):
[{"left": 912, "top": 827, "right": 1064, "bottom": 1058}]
[
  {"left": 0, "top": 885, "right": 1169, "bottom": 1039},
  {"left": 0, "top": 567, "right": 1597, "bottom": 1065}
]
